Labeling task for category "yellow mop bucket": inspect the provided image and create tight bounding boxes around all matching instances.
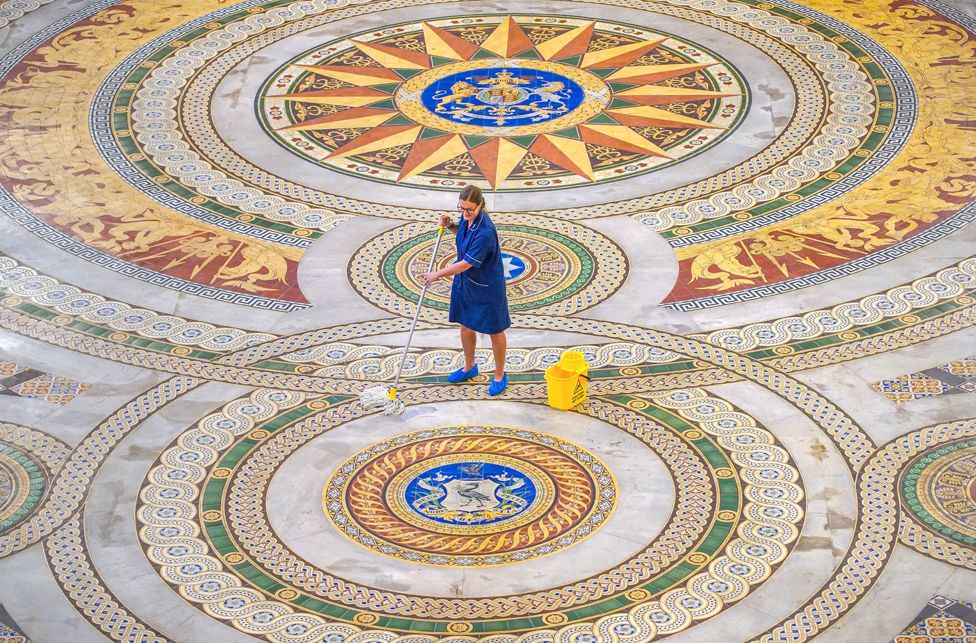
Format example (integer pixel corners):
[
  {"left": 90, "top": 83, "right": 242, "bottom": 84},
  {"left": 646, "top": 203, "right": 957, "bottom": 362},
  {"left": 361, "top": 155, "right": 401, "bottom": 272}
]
[{"left": 545, "top": 350, "right": 590, "bottom": 410}]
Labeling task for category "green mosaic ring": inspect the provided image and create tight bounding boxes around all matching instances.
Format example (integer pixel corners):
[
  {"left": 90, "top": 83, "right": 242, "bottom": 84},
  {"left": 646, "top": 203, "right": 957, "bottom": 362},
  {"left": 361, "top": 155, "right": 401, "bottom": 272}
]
[
  {"left": 137, "top": 387, "right": 804, "bottom": 637},
  {"left": 900, "top": 438, "right": 976, "bottom": 547},
  {"left": 0, "top": 444, "right": 47, "bottom": 534},
  {"left": 351, "top": 218, "right": 626, "bottom": 317},
  {"left": 192, "top": 398, "right": 737, "bottom": 630}
]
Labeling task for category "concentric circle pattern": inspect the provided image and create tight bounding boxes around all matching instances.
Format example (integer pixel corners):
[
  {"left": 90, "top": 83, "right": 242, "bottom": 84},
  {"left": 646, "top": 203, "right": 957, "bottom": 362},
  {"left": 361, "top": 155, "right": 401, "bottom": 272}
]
[
  {"left": 0, "top": 446, "right": 44, "bottom": 534},
  {"left": 351, "top": 217, "right": 625, "bottom": 315},
  {"left": 0, "top": 422, "right": 69, "bottom": 552},
  {"left": 901, "top": 438, "right": 976, "bottom": 547},
  {"left": 132, "top": 383, "right": 811, "bottom": 638},
  {"left": 258, "top": 14, "right": 746, "bottom": 191},
  {"left": 5, "top": 0, "right": 953, "bottom": 309},
  {"left": 0, "top": 0, "right": 974, "bottom": 641},
  {"left": 325, "top": 427, "right": 615, "bottom": 565}
]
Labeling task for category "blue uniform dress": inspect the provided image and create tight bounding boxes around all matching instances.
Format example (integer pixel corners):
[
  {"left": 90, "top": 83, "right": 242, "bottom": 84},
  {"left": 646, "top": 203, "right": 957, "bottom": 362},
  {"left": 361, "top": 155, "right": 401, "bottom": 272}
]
[{"left": 448, "top": 210, "right": 511, "bottom": 335}]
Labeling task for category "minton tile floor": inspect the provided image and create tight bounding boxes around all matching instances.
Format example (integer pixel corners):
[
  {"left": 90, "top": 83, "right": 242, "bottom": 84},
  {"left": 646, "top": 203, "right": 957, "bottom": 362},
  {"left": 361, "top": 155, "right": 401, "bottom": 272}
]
[{"left": 0, "top": 0, "right": 974, "bottom": 641}]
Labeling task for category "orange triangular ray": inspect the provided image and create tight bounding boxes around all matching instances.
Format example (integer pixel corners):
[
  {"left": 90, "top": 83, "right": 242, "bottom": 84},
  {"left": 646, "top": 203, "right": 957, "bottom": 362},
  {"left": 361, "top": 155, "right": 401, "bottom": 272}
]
[
  {"left": 480, "top": 17, "right": 535, "bottom": 58},
  {"left": 272, "top": 87, "right": 393, "bottom": 108},
  {"left": 469, "top": 138, "right": 529, "bottom": 188},
  {"left": 280, "top": 107, "right": 397, "bottom": 131},
  {"left": 528, "top": 135, "right": 594, "bottom": 181},
  {"left": 580, "top": 37, "right": 667, "bottom": 69},
  {"left": 605, "top": 63, "right": 712, "bottom": 85},
  {"left": 579, "top": 124, "right": 672, "bottom": 159},
  {"left": 606, "top": 105, "right": 725, "bottom": 130},
  {"left": 327, "top": 124, "right": 422, "bottom": 159},
  {"left": 351, "top": 40, "right": 431, "bottom": 70},
  {"left": 398, "top": 134, "right": 469, "bottom": 181},
  {"left": 422, "top": 22, "right": 480, "bottom": 61},
  {"left": 614, "top": 86, "right": 738, "bottom": 106},
  {"left": 297, "top": 64, "right": 402, "bottom": 87},
  {"left": 536, "top": 22, "right": 595, "bottom": 60}
]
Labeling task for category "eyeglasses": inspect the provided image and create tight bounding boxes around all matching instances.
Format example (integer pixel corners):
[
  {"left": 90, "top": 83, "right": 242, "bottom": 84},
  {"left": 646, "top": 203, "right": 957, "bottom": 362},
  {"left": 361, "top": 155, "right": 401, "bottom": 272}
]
[{"left": 457, "top": 203, "right": 479, "bottom": 214}]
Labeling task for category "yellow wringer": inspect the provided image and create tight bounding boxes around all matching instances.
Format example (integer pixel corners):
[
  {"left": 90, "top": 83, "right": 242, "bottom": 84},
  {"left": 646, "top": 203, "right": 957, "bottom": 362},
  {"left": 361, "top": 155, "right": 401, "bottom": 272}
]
[{"left": 544, "top": 350, "right": 590, "bottom": 410}]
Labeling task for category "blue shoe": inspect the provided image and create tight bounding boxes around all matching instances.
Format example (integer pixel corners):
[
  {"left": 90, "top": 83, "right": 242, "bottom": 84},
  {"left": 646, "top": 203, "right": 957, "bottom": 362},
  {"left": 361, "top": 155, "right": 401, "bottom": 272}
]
[
  {"left": 448, "top": 364, "right": 479, "bottom": 383},
  {"left": 488, "top": 374, "right": 508, "bottom": 396}
]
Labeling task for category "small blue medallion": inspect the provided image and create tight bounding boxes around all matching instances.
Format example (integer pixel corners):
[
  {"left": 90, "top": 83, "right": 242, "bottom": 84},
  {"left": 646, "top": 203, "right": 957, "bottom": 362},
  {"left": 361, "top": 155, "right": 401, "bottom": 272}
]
[{"left": 501, "top": 253, "right": 526, "bottom": 281}]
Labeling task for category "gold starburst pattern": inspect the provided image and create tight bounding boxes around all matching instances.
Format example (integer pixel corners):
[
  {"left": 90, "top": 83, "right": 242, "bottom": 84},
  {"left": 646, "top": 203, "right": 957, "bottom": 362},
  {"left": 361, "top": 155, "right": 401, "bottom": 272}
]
[{"left": 258, "top": 14, "right": 746, "bottom": 191}]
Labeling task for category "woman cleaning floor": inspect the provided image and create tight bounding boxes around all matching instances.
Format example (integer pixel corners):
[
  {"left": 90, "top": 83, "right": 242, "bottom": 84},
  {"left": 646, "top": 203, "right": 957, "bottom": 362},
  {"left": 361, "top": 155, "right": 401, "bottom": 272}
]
[{"left": 423, "top": 185, "right": 510, "bottom": 395}]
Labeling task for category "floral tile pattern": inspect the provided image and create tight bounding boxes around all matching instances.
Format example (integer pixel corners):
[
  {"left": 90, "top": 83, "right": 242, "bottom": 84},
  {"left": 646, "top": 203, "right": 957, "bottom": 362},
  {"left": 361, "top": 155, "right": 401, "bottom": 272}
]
[
  {"left": 894, "top": 596, "right": 976, "bottom": 643},
  {"left": 873, "top": 356, "right": 976, "bottom": 404},
  {"left": 0, "top": 361, "right": 89, "bottom": 405},
  {"left": 0, "top": 0, "right": 972, "bottom": 641}
]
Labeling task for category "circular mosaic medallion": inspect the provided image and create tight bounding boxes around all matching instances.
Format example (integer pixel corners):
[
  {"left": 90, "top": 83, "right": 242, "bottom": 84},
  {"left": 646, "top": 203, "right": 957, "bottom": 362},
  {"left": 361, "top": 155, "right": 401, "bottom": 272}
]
[
  {"left": 394, "top": 458, "right": 547, "bottom": 531},
  {"left": 901, "top": 438, "right": 976, "bottom": 546},
  {"left": 102, "top": 1, "right": 906, "bottom": 229},
  {"left": 137, "top": 385, "right": 809, "bottom": 637},
  {"left": 258, "top": 14, "right": 746, "bottom": 191},
  {"left": 404, "top": 61, "right": 603, "bottom": 134},
  {"left": 324, "top": 428, "right": 615, "bottom": 565},
  {"left": 0, "top": 444, "right": 46, "bottom": 534},
  {"left": 350, "top": 218, "right": 626, "bottom": 315},
  {"left": 70, "top": 0, "right": 941, "bottom": 313}
]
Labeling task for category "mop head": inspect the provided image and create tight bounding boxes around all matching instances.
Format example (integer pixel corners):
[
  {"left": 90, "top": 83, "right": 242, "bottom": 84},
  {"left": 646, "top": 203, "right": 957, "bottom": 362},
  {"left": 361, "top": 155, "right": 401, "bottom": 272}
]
[{"left": 359, "top": 384, "right": 405, "bottom": 416}]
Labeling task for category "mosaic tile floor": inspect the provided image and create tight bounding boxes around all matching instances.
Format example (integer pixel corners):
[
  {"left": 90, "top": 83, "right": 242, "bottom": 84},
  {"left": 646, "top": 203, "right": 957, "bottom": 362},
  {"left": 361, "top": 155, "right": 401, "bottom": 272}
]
[
  {"left": 893, "top": 596, "right": 976, "bottom": 642},
  {"left": 0, "top": 0, "right": 974, "bottom": 641}
]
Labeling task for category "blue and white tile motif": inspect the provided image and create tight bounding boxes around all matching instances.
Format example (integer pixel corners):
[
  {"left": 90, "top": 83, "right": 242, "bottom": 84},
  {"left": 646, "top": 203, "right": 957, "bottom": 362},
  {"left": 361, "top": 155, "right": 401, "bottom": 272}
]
[
  {"left": 405, "top": 461, "right": 537, "bottom": 526},
  {"left": 421, "top": 66, "right": 585, "bottom": 128},
  {"left": 501, "top": 253, "right": 527, "bottom": 281}
]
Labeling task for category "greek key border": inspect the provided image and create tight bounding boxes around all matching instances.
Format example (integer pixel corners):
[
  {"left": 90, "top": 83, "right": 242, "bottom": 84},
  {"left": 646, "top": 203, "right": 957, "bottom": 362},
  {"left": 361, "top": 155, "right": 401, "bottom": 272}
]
[
  {"left": 0, "top": 0, "right": 311, "bottom": 312},
  {"left": 0, "top": 0, "right": 58, "bottom": 30},
  {"left": 666, "top": 209, "right": 976, "bottom": 310},
  {"left": 90, "top": 0, "right": 316, "bottom": 247},
  {"left": 666, "top": 0, "right": 917, "bottom": 246}
]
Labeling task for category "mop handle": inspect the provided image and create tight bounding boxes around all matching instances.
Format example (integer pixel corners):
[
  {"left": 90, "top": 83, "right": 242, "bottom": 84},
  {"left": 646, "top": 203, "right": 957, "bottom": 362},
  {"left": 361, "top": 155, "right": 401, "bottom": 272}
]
[{"left": 388, "top": 225, "right": 445, "bottom": 398}]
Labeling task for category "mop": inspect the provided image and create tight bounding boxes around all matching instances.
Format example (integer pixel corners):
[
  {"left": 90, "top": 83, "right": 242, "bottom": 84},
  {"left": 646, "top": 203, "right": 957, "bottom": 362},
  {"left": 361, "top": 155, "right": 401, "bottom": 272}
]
[{"left": 359, "top": 224, "right": 446, "bottom": 415}]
